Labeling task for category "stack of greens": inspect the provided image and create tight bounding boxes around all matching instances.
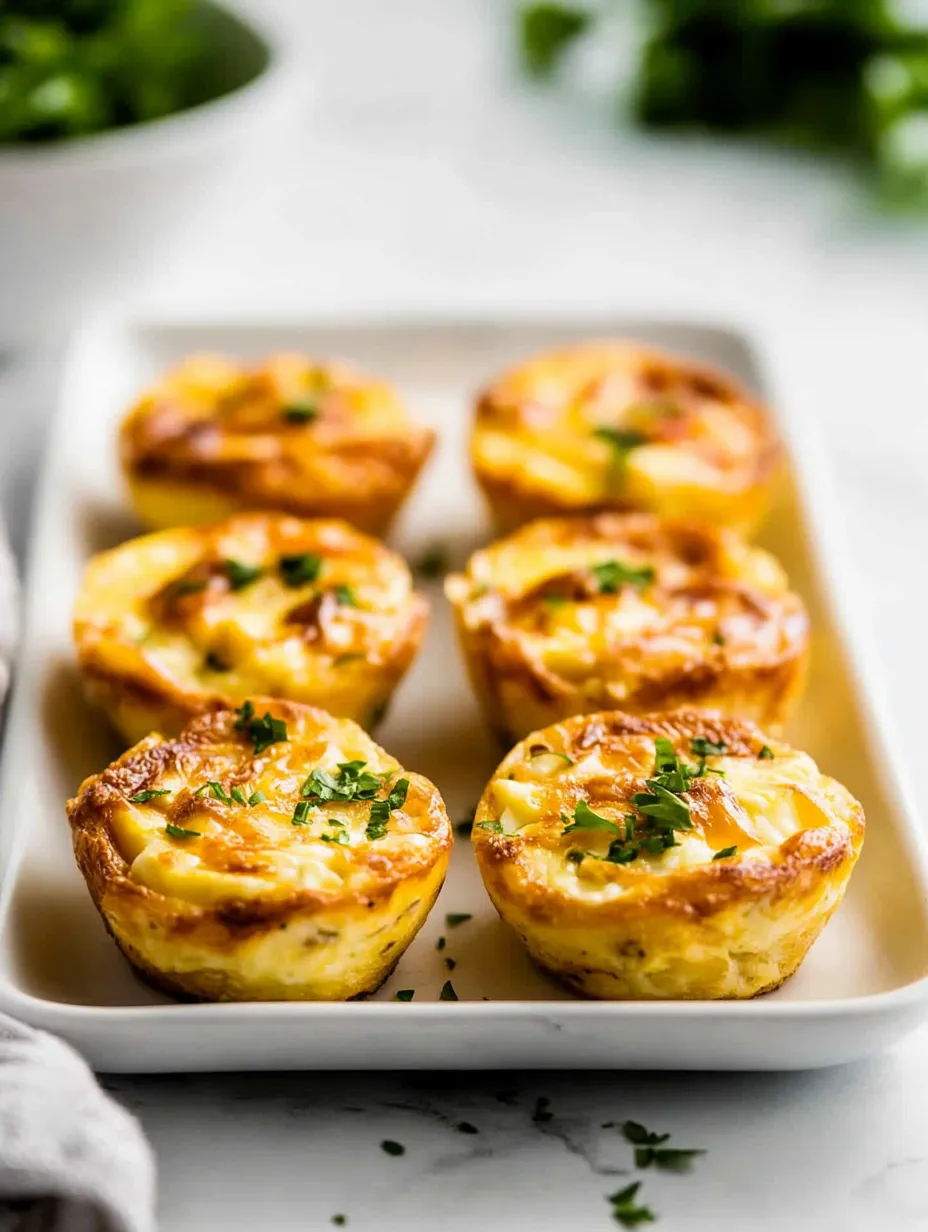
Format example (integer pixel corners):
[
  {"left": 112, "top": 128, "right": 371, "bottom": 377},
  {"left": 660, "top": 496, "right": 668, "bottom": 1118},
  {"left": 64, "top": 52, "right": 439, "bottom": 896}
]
[
  {"left": 520, "top": 0, "right": 928, "bottom": 206},
  {"left": 0, "top": 0, "right": 204, "bottom": 142}
]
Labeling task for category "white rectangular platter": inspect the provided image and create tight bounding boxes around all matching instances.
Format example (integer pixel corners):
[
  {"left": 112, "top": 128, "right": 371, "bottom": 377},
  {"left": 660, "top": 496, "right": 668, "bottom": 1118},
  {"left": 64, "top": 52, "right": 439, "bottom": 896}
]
[{"left": 1, "top": 312, "right": 927, "bottom": 1073}]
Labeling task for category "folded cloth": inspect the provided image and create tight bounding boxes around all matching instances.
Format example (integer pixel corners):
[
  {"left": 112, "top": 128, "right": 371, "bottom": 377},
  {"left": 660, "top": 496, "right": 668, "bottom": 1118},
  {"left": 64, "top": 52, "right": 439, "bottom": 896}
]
[
  {"left": 0, "top": 505, "right": 152, "bottom": 1230},
  {"left": 0, "top": 1013, "right": 155, "bottom": 1232}
]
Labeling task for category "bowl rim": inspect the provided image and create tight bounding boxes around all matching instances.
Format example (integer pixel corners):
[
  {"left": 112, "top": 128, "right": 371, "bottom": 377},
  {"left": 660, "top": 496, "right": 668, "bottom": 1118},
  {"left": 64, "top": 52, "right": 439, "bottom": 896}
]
[{"left": 0, "top": 0, "right": 304, "bottom": 170}]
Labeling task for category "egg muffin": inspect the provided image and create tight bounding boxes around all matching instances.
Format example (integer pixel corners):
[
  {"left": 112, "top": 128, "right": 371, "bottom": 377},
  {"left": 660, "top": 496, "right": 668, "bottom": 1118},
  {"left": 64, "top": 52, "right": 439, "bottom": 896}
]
[
  {"left": 74, "top": 513, "right": 427, "bottom": 745},
  {"left": 473, "top": 710, "right": 864, "bottom": 1000},
  {"left": 67, "top": 700, "right": 452, "bottom": 1001},
  {"left": 471, "top": 341, "right": 778, "bottom": 534},
  {"left": 119, "top": 353, "right": 435, "bottom": 535},
  {"left": 446, "top": 513, "right": 808, "bottom": 744}
]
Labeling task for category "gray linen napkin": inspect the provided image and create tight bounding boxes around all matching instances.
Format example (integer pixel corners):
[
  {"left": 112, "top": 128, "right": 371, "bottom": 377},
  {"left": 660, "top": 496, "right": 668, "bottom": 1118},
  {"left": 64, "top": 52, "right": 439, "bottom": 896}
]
[
  {"left": 0, "top": 497, "right": 154, "bottom": 1231},
  {"left": 0, "top": 1014, "right": 155, "bottom": 1232}
]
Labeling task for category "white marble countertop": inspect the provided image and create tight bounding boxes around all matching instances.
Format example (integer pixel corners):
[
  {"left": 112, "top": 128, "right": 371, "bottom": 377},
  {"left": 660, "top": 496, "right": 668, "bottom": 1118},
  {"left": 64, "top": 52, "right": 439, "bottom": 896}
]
[{"left": 4, "top": 1, "right": 928, "bottom": 1227}]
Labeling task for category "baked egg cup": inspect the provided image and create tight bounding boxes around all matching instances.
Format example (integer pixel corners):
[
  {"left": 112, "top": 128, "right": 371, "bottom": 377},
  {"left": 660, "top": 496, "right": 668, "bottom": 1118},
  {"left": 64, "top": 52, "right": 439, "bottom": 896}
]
[
  {"left": 119, "top": 353, "right": 435, "bottom": 536},
  {"left": 74, "top": 513, "right": 428, "bottom": 745},
  {"left": 472, "top": 710, "right": 864, "bottom": 1000},
  {"left": 67, "top": 699, "right": 452, "bottom": 1002},
  {"left": 471, "top": 340, "right": 779, "bottom": 534},
  {"left": 446, "top": 513, "right": 808, "bottom": 745}
]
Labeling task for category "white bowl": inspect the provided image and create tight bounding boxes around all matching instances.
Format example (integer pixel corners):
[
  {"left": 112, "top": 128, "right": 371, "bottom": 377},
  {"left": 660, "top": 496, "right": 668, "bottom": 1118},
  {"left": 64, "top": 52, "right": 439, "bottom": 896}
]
[{"left": 0, "top": 2, "right": 302, "bottom": 348}]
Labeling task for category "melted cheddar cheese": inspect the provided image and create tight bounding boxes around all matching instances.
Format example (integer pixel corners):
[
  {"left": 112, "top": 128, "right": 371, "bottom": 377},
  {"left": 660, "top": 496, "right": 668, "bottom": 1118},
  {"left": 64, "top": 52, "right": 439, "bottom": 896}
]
[
  {"left": 446, "top": 514, "right": 808, "bottom": 743},
  {"left": 471, "top": 341, "right": 779, "bottom": 534},
  {"left": 67, "top": 701, "right": 452, "bottom": 1001},
  {"left": 119, "top": 353, "right": 435, "bottom": 535},
  {"left": 472, "top": 710, "right": 864, "bottom": 1000},
  {"left": 74, "top": 513, "right": 427, "bottom": 744}
]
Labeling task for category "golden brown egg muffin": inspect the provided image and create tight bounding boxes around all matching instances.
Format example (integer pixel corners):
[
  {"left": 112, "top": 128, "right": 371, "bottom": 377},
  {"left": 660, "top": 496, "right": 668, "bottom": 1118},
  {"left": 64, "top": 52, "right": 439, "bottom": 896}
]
[
  {"left": 471, "top": 341, "right": 779, "bottom": 534},
  {"left": 74, "top": 513, "right": 427, "bottom": 745},
  {"left": 67, "top": 700, "right": 452, "bottom": 1001},
  {"left": 119, "top": 353, "right": 435, "bottom": 535},
  {"left": 473, "top": 710, "right": 863, "bottom": 1000},
  {"left": 446, "top": 513, "right": 808, "bottom": 744}
]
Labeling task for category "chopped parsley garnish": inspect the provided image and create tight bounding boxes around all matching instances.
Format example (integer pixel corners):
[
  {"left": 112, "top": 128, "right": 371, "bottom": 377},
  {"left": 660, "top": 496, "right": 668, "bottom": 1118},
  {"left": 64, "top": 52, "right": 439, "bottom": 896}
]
[
  {"left": 394, "top": 989, "right": 415, "bottom": 1002},
  {"left": 528, "top": 745, "right": 573, "bottom": 766},
  {"left": 279, "top": 552, "right": 324, "bottom": 588},
  {"left": 608, "top": 1181, "right": 655, "bottom": 1227},
  {"left": 281, "top": 400, "right": 319, "bottom": 424},
  {"left": 292, "top": 800, "right": 312, "bottom": 825},
  {"left": 436, "top": 936, "right": 447, "bottom": 952},
  {"left": 691, "top": 736, "right": 726, "bottom": 759},
  {"left": 204, "top": 651, "right": 229, "bottom": 672},
  {"left": 631, "top": 781, "right": 693, "bottom": 830},
  {"left": 712, "top": 631, "right": 726, "bottom": 646},
  {"left": 445, "top": 957, "right": 457, "bottom": 971},
  {"left": 713, "top": 845, "right": 738, "bottom": 860},
  {"left": 330, "top": 1217, "right": 347, "bottom": 1228},
  {"left": 521, "top": 2, "right": 592, "bottom": 76},
  {"left": 233, "top": 701, "right": 288, "bottom": 756},
  {"left": 457, "top": 1122, "right": 479, "bottom": 1134},
  {"left": 248, "top": 790, "right": 266, "bottom": 807},
  {"left": 380, "top": 1140, "right": 405, "bottom": 1156},
  {"left": 593, "top": 425, "right": 648, "bottom": 455},
  {"left": 165, "top": 823, "right": 201, "bottom": 839},
  {"left": 223, "top": 558, "right": 263, "bottom": 591},
  {"left": 591, "top": 559, "right": 656, "bottom": 594},
  {"left": 193, "top": 784, "right": 209, "bottom": 798},
  {"left": 303, "top": 760, "right": 383, "bottom": 804},
  {"left": 477, "top": 819, "right": 503, "bottom": 834},
  {"left": 439, "top": 980, "right": 458, "bottom": 1001},
  {"left": 562, "top": 799, "right": 620, "bottom": 836},
  {"left": 531, "top": 1096, "right": 553, "bottom": 1123},
  {"left": 758, "top": 745, "right": 775, "bottom": 759},
  {"left": 321, "top": 827, "right": 351, "bottom": 845},
  {"left": 414, "top": 543, "right": 450, "bottom": 580},
  {"left": 622, "top": 1120, "right": 705, "bottom": 1172},
  {"left": 445, "top": 913, "right": 472, "bottom": 927},
  {"left": 229, "top": 787, "right": 248, "bottom": 807},
  {"left": 129, "top": 788, "right": 170, "bottom": 803},
  {"left": 366, "top": 777, "right": 410, "bottom": 840},
  {"left": 172, "top": 577, "right": 208, "bottom": 598},
  {"left": 332, "top": 584, "right": 357, "bottom": 607}
]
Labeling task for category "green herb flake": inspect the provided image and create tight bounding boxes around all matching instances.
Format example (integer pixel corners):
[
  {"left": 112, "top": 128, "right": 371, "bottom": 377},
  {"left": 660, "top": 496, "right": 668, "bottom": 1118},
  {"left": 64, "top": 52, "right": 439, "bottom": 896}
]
[
  {"left": 281, "top": 400, "right": 319, "bottom": 424},
  {"left": 208, "top": 781, "right": 230, "bottom": 804},
  {"left": 229, "top": 786, "right": 248, "bottom": 806},
  {"left": 332, "top": 584, "right": 357, "bottom": 607},
  {"left": 439, "top": 980, "right": 458, "bottom": 1001},
  {"left": 436, "top": 936, "right": 447, "bottom": 952},
  {"left": 608, "top": 1181, "right": 656, "bottom": 1228},
  {"left": 444, "top": 957, "right": 457, "bottom": 971},
  {"left": 292, "top": 800, "right": 312, "bottom": 826},
  {"left": 165, "top": 823, "right": 201, "bottom": 840},
  {"left": 279, "top": 552, "right": 324, "bottom": 588},
  {"left": 193, "top": 784, "right": 209, "bottom": 798},
  {"left": 593, "top": 424, "right": 648, "bottom": 455},
  {"left": 591, "top": 558, "right": 656, "bottom": 594},
  {"left": 520, "top": 3, "right": 593, "bottom": 78},
  {"left": 393, "top": 989, "right": 415, "bottom": 1002},
  {"left": 457, "top": 1122, "right": 479, "bottom": 1134},
  {"left": 330, "top": 1217, "right": 347, "bottom": 1228},
  {"left": 129, "top": 788, "right": 171, "bottom": 804},
  {"left": 303, "top": 761, "right": 383, "bottom": 804},
  {"left": 172, "top": 577, "right": 208, "bottom": 598},
  {"left": 712, "top": 631, "right": 726, "bottom": 646},
  {"left": 713, "top": 845, "right": 738, "bottom": 861},
  {"left": 649, "top": 1147, "right": 705, "bottom": 1173},
  {"left": 476, "top": 819, "right": 504, "bottom": 834},
  {"left": 758, "top": 745, "right": 775, "bottom": 760},
  {"left": 223, "top": 558, "right": 263, "bottom": 591},
  {"left": 445, "top": 913, "right": 472, "bottom": 928},
  {"left": 691, "top": 736, "right": 726, "bottom": 759},
  {"left": 631, "top": 781, "right": 693, "bottom": 831},
  {"left": 366, "top": 776, "right": 410, "bottom": 840},
  {"left": 562, "top": 799, "right": 620, "bottom": 836},
  {"left": 247, "top": 790, "right": 266, "bottom": 807},
  {"left": 380, "top": 1140, "right": 405, "bottom": 1157}
]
